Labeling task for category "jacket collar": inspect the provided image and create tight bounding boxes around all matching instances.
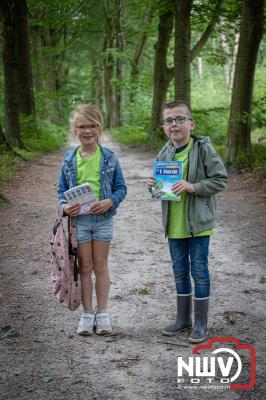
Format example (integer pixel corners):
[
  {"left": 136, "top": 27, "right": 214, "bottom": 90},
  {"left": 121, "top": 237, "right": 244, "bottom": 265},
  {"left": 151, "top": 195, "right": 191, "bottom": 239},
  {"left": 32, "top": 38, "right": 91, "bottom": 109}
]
[
  {"left": 64, "top": 145, "right": 113, "bottom": 163},
  {"left": 164, "top": 134, "right": 211, "bottom": 150}
]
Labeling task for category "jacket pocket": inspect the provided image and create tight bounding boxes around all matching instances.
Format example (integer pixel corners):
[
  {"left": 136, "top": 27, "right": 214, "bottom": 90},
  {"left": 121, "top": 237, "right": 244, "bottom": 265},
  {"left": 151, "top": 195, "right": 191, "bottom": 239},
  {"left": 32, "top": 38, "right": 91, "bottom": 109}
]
[
  {"left": 193, "top": 196, "right": 214, "bottom": 223},
  {"left": 107, "top": 166, "right": 115, "bottom": 181}
]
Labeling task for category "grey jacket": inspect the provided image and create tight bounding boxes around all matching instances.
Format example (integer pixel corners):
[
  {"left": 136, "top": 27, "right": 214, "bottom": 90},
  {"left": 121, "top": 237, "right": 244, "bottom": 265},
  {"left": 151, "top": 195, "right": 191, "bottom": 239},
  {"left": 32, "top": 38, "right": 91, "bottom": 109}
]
[{"left": 156, "top": 135, "right": 228, "bottom": 236}]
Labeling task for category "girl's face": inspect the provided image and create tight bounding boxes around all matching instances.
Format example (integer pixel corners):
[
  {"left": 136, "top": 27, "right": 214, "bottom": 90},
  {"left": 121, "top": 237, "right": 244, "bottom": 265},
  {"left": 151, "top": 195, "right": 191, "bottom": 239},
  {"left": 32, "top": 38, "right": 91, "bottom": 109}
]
[{"left": 75, "top": 114, "right": 101, "bottom": 147}]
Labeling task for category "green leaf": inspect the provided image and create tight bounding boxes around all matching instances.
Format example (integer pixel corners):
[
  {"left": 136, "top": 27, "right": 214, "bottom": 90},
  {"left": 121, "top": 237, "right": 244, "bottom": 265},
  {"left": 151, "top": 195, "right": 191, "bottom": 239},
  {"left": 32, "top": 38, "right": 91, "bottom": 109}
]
[
  {"left": 136, "top": 287, "right": 150, "bottom": 295},
  {"left": 127, "top": 370, "right": 136, "bottom": 377},
  {"left": 38, "top": 370, "right": 54, "bottom": 383}
]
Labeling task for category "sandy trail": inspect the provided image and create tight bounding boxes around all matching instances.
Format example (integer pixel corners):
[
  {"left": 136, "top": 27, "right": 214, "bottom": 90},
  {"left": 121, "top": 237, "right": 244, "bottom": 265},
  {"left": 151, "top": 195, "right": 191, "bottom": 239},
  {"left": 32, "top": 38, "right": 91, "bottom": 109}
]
[{"left": 0, "top": 134, "right": 265, "bottom": 400}]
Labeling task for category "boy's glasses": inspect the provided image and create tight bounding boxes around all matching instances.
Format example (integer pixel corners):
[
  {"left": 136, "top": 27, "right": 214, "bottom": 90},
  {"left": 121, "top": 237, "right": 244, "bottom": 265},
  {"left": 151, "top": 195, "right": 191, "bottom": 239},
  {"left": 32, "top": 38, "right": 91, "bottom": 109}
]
[{"left": 162, "top": 116, "right": 192, "bottom": 126}]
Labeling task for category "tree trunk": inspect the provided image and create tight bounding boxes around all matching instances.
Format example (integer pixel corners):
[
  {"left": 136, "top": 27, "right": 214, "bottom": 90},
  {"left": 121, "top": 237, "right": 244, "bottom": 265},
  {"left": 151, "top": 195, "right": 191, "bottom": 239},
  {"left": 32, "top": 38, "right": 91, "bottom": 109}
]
[
  {"left": 229, "top": 31, "right": 240, "bottom": 91},
  {"left": 0, "top": 0, "right": 22, "bottom": 147},
  {"left": 42, "top": 27, "right": 61, "bottom": 124},
  {"left": 0, "top": 123, "right": 7, "bottom": 146},
  {"left": 102, "top": 0, "right": 124, "bottom": 128},
  {"left": 14, "top": 0, "right": 36, "bottom": 120},
  {"left": 174, "top": 0, "right": 192, "bottom": 102},
  {"left": 197, "top": 57, "right": 203, "bottom": 77},
  {"left": 148, "top": 11, "right": 174, "bottom": 139},
  {"left": 91, "top": 59, "right": 104, "bottom": 109},
  {"left": 129, "top": 5, "right": 152, "bottom": 103},
  {"left": 225, "top": 0, "right": 264, "bottom": 162},
  {"left": 30, "top": 4, "right": 46, "bottom": 96},
  {"left": 114, "top": 0, "right": 124, "bottom": 127},
  {"left": 103, "top": 34, "right": 116, "bottom": 128},
  {"left": 174, "top": 0, "right": 224, "bottom": 101},
  {"left": 219, "top": 19, "right": 230, "bottom": 88}
]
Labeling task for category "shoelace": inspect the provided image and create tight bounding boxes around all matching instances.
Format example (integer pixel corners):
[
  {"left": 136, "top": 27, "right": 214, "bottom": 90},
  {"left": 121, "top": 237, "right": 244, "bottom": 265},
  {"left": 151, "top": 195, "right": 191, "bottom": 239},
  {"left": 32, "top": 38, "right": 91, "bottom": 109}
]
[
  {"left": 96, "top": 315, "right": 110, "bottom": 324},
  {"left": 81, "top": 314, "right": 95, "bottom": 323}
]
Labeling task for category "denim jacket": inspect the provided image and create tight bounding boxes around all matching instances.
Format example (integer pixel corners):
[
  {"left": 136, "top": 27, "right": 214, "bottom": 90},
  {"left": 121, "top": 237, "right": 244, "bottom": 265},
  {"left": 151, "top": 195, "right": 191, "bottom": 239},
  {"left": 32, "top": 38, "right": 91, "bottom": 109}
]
[
  {"left": 58, "top": 145, "right": 127, "bottom": 218},
  {"left": 157, "top": 135, "right": 228, "bottom": 236}
]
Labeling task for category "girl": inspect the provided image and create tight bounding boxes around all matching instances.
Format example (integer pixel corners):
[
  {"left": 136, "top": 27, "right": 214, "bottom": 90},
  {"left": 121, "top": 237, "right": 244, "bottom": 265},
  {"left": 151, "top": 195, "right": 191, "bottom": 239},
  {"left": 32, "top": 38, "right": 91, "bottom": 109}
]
[{"left": 58, "top": 104, "right": 127, "bottom": 335}]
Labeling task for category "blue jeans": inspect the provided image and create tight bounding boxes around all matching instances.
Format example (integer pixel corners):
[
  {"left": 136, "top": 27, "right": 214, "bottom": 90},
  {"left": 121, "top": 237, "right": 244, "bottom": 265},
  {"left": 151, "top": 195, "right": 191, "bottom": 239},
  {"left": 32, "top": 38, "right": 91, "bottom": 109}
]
[{"left": 168, "top": 236, "right": 210, "bottom": 298}]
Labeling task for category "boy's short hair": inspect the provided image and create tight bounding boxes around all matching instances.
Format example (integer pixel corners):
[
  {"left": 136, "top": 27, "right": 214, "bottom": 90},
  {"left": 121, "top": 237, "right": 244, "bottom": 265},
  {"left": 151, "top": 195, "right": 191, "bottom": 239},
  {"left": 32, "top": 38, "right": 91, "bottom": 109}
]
[{"left": 163, "top": 100, "right": 193, "bottom": 119}]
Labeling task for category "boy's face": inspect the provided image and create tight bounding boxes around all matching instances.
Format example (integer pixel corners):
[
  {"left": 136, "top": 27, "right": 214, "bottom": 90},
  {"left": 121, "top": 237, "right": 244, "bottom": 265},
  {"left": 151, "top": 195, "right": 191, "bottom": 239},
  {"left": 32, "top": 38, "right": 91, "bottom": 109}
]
[{"left": 162, "top": 106, "right": 195, "bottom": 148}]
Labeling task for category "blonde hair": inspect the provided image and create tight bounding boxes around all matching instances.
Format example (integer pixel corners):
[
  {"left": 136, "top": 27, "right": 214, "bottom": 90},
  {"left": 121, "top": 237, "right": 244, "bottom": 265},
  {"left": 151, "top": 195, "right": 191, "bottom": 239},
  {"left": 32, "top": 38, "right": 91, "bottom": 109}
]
[{"left": 69, "top": 104, "right": 104, "bottom": 137}]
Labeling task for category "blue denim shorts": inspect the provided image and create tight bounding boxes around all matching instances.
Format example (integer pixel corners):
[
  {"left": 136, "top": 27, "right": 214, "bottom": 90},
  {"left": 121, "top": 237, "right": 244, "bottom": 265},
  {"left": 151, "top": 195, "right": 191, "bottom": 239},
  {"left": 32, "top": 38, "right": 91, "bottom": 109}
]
[{"left": 76, "top": 214, "right": 113, "bottom": 244}]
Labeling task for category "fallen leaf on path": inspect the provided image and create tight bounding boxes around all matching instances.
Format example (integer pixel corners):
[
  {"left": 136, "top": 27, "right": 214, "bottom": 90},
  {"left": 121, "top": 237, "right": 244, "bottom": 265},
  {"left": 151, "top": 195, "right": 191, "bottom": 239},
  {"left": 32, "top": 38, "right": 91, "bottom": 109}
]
[
  {"left": 0, "top": 325, "right": 18, "bottom": 339},
  {"left": 111, "top": 295, "right": 123, "bottom": 300},
  {"left": 131, "top": 287, "right": 150, "bottom": 295},
  {"left": 38, "top": 370, "right": 54, "bottom": 383},
  {"left": 22, "top": 314, "right": 33, "bottom": 321},
  {"left": 223, "top": 310, "right": 246, "bottom": 324},
  {"left": 111, "top": 355, "right": 140, "bottom": 369},
  {"left": 127, "top": 370, "right": 136, "bottom": 377}
]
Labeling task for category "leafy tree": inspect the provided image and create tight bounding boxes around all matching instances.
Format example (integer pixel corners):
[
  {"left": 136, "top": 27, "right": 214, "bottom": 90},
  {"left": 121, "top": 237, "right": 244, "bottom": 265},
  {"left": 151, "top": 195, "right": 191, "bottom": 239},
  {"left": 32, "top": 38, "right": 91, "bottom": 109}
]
[
  {"left": 15, "top": 0, "right": 36, "bottom": 121},
  {"left": 225, "top": 0, "right": 264, "bottom": 161},
  {"left": 149, "top": 2, "right": 174, "bottom": 139},
  {"left": 0, "top": 0, "right": 22, "bottom": 147},
  {"left": 149, "top": 0, "right": 225, "bottom": 138},
  {"left": 102, "top": 0, "right": 124, "bottom": 128}
]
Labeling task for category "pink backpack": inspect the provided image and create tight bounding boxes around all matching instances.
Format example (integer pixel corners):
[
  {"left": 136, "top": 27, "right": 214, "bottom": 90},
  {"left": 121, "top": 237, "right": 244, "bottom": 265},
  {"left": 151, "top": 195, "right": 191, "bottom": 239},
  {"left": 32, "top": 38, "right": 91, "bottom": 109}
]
[{"left": 50, "top": 207, "right": 81, "bottom": 311}]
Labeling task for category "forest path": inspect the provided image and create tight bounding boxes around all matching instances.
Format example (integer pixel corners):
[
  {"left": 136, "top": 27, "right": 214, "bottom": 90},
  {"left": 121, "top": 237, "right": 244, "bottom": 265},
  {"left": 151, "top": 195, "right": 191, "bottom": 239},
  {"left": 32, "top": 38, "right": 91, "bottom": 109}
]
[{"left": 0, "top": 134, "right": 265, "bottom": 400}]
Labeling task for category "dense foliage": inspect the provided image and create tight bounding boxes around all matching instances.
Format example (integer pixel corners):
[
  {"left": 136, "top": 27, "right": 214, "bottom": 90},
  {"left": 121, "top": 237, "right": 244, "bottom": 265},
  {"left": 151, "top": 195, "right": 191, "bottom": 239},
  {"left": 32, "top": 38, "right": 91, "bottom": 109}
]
[{"left": 0, "top": 0, "right": 265, "bottom": 183}]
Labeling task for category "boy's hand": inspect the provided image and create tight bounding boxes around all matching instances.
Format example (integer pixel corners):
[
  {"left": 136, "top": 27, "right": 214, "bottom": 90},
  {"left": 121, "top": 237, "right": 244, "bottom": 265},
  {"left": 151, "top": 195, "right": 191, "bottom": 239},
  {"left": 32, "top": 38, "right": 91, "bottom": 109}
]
[
  {"left": 147, "top": 176, "right": 155, "bottom": 193},
  {"left": 63, "top": 203, "right": 81, "bottom": 216},
  {"left": 171, "top": 180, "right": 195, "bottom": 194},
  {"left": 90, "top": 199, "right": 113, "bottom": 215}
]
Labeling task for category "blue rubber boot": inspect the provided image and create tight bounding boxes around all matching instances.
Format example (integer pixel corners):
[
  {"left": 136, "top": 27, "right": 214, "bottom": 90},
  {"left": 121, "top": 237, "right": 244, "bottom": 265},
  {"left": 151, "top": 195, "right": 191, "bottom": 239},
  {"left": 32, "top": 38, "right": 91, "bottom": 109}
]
[
  {"left": 189, "top": 298, "right": 209, "bottom": 343},
  {"left": 162, "top": 294, "right": 192, "bottom": 336}
]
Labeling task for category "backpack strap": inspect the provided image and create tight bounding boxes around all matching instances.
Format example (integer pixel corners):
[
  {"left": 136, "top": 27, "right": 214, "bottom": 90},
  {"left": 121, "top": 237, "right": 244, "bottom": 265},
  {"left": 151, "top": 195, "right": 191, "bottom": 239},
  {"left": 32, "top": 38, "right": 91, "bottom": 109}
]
[
  {"left": 58, "top": 204, "right": 65, "bottom": 221},
  {"left": 73, "top": 254, "right": 79, "bottom": 282},
  {"left": 68, "top": 216, "right": 79, "bottom": 281}
]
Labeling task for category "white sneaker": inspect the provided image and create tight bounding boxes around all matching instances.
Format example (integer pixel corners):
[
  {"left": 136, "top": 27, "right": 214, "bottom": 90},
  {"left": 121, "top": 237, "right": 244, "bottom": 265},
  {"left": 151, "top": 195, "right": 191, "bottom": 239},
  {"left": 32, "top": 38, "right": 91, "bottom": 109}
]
[
  {"left": 77, "top": 312, "right": 95, "bottom": 335},
  {"left": 95, "top": 311, "right": 112, "bottom": 335}
]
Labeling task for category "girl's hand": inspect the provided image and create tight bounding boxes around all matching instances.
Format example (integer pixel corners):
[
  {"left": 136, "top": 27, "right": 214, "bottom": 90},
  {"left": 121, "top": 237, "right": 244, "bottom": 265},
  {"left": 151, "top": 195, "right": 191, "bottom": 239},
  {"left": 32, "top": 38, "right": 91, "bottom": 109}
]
[
  {"left": 90, "top": 199, "right": 113, "bottom": 215},
  {"left": 63, "top": 203, "right": 81, "bottom": 216},
  {"left": 171, "top": 180, "right": 195, "bottom": 194},
  {"left": 147, "top": 176, "right": 155, "bottom": 193}
]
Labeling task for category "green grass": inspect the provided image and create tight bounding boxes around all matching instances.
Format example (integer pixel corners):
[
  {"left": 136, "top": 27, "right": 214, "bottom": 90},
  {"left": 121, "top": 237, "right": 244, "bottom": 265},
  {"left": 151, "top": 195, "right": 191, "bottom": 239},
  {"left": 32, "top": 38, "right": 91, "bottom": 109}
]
[
  {"left": 0, "top": 150, "right": 25, "bottom": 181},
  {"left": 112, "top": 125, "right": 166, "bottom": 151},
  {"left": 112, "top": 125, "right": 149, "bottom": 147},
  {"left": 230, "top": 143, "right": 266, "bottom": 173},
  {"left": 0, "top": 121, "right": 67, "bottom": 183},
  {"left": 0, "top": 191, "right": 10, "bottom": 204},
  {"left": 22, "top": 122, "right": 67, "bottom": 152}
]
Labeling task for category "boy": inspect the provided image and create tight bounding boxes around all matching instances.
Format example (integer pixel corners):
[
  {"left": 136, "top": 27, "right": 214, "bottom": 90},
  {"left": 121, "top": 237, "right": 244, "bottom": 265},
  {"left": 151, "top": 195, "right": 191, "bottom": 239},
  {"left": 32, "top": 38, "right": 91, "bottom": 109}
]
[{"left": 147, "top": 100, "right": 228, "bottom": 343}]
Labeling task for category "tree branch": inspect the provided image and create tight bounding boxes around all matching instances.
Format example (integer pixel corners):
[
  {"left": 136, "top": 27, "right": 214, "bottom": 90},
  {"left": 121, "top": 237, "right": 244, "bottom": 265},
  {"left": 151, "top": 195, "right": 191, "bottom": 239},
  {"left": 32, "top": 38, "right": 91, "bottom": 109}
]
[
  {"left": 190, "top": 0, "right": 225, "bottom": 61},
  {"left": 132, "top": 5, "right": 152, "bottom": 69}
]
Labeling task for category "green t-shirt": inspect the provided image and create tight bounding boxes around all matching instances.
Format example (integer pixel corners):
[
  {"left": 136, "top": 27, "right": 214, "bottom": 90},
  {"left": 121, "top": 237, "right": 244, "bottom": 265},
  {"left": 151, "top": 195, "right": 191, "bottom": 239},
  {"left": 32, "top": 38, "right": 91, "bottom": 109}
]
[
  {"left": 167, "top": 138, "right": 213, "bottom": 238},
  {"left": 76, "top": 146, "right": 101, "bottom": 200}
]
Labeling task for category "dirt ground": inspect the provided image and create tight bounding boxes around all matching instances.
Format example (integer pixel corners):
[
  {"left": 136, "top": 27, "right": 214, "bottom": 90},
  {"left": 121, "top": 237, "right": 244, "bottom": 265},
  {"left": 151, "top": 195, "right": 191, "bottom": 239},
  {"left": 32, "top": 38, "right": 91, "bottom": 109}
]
[{"left": 0, "top": 135, "right": 265, "bottom": 400}]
